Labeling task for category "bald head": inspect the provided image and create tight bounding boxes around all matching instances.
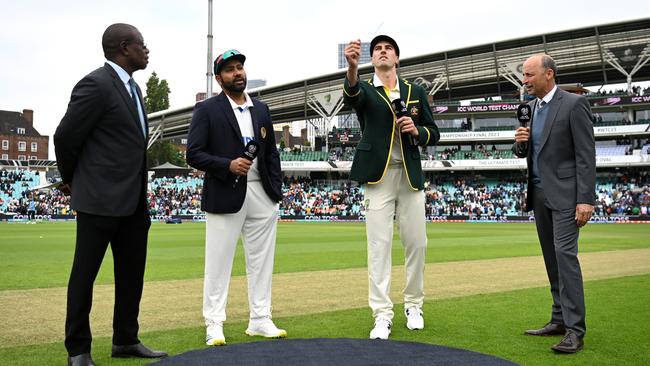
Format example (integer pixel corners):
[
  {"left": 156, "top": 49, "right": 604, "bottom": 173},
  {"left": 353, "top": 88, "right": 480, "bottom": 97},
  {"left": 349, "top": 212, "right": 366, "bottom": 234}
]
[
  {"left": 100, "top": 23, "right": 149, "bottom": 75},
  {"left": 522, "top": 53, "right": 557, "bottom": 98},
  {"left": 527, "top": 54, "right": 557, "bottom": 79},
  {"left": 102, "top": 23, "right": 139, "bottom": 59}
]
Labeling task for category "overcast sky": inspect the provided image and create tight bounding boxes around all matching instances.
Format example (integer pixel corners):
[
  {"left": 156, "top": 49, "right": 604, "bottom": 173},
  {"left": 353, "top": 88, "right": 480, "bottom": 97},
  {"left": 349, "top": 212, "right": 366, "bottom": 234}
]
[{"left": 1, "top": 1, "right": 649, "bottom": 158}]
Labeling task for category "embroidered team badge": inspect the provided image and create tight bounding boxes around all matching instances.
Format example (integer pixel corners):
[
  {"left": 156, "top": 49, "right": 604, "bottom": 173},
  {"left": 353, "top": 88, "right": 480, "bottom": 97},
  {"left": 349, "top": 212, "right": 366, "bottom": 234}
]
[
  {"left": 260, "top": 126, "right": 267, "bottom": 139},
  {"left": 410, "top": 106, "right": 419, "bottom": 116}
]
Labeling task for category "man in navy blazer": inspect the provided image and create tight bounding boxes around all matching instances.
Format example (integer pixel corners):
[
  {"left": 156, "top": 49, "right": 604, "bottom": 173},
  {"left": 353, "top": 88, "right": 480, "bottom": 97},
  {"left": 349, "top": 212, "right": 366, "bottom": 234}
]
[
  {"left": 54, "top": 23, "right": 166, "bottom": 366},
  {"left": 186, "top": 49, "right": 285, "bottom": 347}
]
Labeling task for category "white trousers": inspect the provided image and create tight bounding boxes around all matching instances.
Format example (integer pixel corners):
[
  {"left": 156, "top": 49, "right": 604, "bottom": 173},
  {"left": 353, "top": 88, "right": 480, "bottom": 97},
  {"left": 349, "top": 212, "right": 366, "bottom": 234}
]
[
  {"left": 203, "top": 181, "right": 279, "bottom": 325},
  {"left": 364, "top": 167, "right": 427, "bottom": 321}
]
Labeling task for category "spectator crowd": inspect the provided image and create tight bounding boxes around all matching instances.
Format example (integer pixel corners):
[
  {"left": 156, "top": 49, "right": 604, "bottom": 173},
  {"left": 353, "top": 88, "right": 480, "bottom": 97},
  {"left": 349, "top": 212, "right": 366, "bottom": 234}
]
[{"left": 2, "top": 168, "right": 648, "bottom": 219}]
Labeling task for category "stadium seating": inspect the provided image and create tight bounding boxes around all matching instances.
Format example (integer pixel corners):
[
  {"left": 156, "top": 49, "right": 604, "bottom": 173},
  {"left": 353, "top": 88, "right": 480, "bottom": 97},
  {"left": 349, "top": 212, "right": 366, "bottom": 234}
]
[
  {"left": 475, "top": 126, "right": 516, "bottom": 132},
  {"left": 3, "top": 167, "right": 647, "bottom": 219},
  {"left": 438, "top": 127, "right": 464, "bottom": 133},
  {"left": 280, "top": 151, "right": 329, "bottom": 161},
  {"left": 0, "top": 169, "right": 39, "bottom": 212},
  {"left": 596, "top": 145, "right": 630, "bottom": 156},
  {"left": 435, "top": 149, "right": 514, "bottom": 160},
  {"left": 641, "top": 144, "right": 650, "bottom": 156}
]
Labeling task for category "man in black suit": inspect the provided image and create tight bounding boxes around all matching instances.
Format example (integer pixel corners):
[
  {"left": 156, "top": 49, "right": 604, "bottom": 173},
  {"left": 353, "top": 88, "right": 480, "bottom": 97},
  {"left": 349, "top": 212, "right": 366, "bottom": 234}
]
[
  {"left": 186, "top": 49, "right": 286, "bottom": 346},
  {"left": 513, "top": 54, "right": 596, "bottom": 354},
  {"left": 54, "top": 23, "right": 166, "bottom": 366}
]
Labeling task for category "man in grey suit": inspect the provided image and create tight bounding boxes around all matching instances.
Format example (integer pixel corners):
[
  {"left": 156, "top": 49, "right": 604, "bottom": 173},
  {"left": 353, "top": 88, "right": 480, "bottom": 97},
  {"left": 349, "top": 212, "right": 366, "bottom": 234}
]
[
  {"left": 513, "top": 54, "right": 595, "bottom": 354},
  {"left": 54, "top": 23, "right": 166, "bottom": 366}
]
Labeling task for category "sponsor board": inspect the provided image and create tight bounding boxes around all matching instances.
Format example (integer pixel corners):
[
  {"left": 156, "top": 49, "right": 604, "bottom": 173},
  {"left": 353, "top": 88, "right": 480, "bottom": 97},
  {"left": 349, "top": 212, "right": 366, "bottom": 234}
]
[
  {"left": 431, "top": 96, "right": 650, "bottom": 115},
  {"left": 1, "top": 214, "right": 647, "bottom": 223}
]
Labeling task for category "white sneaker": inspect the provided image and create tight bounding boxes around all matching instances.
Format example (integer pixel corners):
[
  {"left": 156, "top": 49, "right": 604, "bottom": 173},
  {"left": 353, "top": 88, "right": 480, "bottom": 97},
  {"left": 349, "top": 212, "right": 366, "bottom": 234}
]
[
  {"left": 206, "top": 322, "right": 226, "bottom": 346},
  {"left": 369, "top": 318, "right": 392, "bottom": 340},
  {"left": 245, "top": 317, "right": 287, "bottom": 338},
  {"left": 405, "top": 306, "right": 424, "bottom": 330}
]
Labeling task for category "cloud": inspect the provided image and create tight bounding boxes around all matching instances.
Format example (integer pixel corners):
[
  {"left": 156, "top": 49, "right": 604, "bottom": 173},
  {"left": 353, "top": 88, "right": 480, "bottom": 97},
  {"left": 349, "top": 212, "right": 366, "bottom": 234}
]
[{"left": 1, "top": 0, "right": 649, "bottom": 160}]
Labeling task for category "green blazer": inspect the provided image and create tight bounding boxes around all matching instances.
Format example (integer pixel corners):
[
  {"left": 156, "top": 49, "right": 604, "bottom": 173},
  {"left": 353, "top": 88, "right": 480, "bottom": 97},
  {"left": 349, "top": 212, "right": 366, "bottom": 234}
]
[{"left": 343, "top": 76, "right": 439, "bottom": 190}]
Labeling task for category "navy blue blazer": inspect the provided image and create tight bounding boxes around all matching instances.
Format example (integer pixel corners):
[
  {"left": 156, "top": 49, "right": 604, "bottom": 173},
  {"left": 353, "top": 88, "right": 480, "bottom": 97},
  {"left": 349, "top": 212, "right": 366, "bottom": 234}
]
[{"left": 186, "top": 92, "right": 282, "bottom": 214}]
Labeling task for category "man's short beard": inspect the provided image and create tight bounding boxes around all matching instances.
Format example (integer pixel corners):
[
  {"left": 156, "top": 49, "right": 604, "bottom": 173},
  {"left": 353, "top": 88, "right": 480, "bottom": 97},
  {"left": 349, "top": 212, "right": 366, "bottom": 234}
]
[{"left": 222, "top": 79, "right": 247, "bottom": 93}]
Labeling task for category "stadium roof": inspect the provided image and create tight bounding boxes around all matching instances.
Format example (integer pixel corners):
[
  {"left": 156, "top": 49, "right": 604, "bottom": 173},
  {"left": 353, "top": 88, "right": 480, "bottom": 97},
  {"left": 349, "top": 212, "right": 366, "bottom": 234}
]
[{"left": 149, "top": 18, "right": 650, "bottom": 139}]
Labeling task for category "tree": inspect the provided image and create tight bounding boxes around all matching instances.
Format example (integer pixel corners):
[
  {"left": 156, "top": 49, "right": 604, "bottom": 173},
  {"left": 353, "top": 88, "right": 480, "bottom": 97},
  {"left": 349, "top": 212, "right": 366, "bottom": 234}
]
[
  {"left": 148, "top": 140, "right": 186, "bottom": 167},
  {"left": 279, "top": 139, "right": 286, "bottom": 150},
  {"left": 144, "top": 71, "right": 170, "bottom": 113},
  {"left": 143, "top": 72, "right": 184, "bottom": 166}
]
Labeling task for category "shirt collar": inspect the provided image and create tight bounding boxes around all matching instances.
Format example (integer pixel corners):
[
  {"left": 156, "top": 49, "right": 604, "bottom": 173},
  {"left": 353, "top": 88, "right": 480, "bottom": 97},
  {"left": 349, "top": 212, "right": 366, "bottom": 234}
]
[
  {"left": 538, "top": 85, "right": 558, "bottom": 106},
  {"left": 373, "top": 74, "right": 400, "bottom": 92},
  {"left": 225, "top": 92, "right": 254, "bottom": 111},
  {"left": 106, "top": 60, "right": 131, "bottom": 84}
]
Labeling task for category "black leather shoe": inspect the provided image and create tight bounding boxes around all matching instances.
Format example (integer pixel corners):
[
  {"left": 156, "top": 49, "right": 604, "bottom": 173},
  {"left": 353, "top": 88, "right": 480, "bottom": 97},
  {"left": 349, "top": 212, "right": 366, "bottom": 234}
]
[
  {"left": 68, "top": 353, "right": 96, "bottom": 366},
  {"left": 524, "top": 322, "right": 566, "bottom": 336},
  {"left": 111, "top": 342, "right": 168, "bottom": 358},
  {"left": 552, "top": 330, "right": 584, "bottom": 353}
]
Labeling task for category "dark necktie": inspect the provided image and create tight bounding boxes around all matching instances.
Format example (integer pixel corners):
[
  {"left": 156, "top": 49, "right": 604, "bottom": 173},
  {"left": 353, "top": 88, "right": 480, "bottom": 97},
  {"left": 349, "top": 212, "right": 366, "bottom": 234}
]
[
  {"left": 128, "top": 78, "right": 146, "bottom": 137},
  {"left": 531, "top": 100, "right": 549, "bottom": 187}
]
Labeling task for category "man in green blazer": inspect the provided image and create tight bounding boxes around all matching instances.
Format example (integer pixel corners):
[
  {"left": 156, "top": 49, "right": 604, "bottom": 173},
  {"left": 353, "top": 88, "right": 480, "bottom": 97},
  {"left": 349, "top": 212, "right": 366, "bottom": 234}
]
[{"left": 343, "top": 35, "right": 439, "bottom": 340}]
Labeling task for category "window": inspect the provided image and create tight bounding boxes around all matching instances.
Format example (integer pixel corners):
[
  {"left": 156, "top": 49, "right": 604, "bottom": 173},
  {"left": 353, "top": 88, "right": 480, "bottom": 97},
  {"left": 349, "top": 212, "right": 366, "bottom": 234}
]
[
  {"left": 31, "top": 142, "right": 38, "bottom": 152},
  {"left": 17, "top": 128, "right": 25, "bottom": 134},
  {"left": 181, "top": 138, "right": 187, "bottom": 145},
  {"left": 18, "top": 141, "right": 26, "bottom": 151},
  {"left": 18, "top": 155, "right": 26, "bottom": 161},
  {"left": 29, "top": 155, "right": 37, "bottom": 160},
  {"left": 1, "top": 140, "right": 8, "bottom": 150},
  {"left": 1, "top": 154, "right": 7, "bottom": 160}
]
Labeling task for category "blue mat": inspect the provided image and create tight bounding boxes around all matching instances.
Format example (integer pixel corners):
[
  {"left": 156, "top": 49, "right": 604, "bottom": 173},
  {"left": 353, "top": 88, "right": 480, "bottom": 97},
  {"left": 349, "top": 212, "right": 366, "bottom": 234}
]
[{"left": 150, "top": 338, "right": 520, "bottom": 365}]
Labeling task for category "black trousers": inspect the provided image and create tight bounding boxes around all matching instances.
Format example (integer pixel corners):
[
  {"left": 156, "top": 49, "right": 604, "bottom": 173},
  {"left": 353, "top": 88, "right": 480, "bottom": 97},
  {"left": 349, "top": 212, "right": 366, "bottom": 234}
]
[
  {"left": 64, "top": 197, "right": 150, "bottom": 356},
  {"left": 532, "top": 187, "right": 586, "bottom": 337}
]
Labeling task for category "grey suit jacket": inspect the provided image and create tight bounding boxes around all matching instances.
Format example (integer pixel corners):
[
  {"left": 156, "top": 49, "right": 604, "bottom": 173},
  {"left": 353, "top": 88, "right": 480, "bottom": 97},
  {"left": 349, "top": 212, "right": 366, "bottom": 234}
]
[
  {"left": 54, "top": 64, "right": 149, "bottom": 216},
  {"left": 513, "top": 88, "right": 596, "bottom": 211}
]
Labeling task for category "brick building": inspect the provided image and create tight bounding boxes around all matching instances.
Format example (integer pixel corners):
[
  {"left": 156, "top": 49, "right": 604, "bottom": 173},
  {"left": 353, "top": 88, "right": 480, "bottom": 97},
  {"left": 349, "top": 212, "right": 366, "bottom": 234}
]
[{"left": 0, "top": 109, "right": 49, "bottom": 161}]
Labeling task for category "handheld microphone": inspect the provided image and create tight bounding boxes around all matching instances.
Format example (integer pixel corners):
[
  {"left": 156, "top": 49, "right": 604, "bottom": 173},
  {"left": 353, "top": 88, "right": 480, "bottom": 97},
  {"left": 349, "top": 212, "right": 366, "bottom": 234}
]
[
  {"left": 516, "top": 104, "right": 532, "bottom": 127},
  {"left": 391, "top": 98, "right": 417, "bottom": 146},
  {"left": 515, "top": 103, "right": 531, "bottom": 152},
  {"left": 233, "top": 140, "right": 259, "bottom": 187}
]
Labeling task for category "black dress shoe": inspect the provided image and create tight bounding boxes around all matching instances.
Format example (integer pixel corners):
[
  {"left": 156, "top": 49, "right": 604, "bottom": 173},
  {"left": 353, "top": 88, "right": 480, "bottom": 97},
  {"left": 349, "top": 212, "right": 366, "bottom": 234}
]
[
  {"left": 68, "top": 353, "right": 96, "bottom": 366},
  {"left": 552, "top": 330, "right": 584, "bottom": 353},
  {"left": 111, "top": 342, "right": 168, "bottom": 358},
  {"left": 524, "top": 322, "right": 566, "bottom": 336}
]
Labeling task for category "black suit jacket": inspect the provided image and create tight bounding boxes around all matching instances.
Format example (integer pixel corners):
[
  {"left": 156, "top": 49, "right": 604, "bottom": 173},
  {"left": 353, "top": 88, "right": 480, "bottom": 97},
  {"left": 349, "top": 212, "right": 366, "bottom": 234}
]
[
  {"left": 54, "top": 63, "right": 148, "bottom": 216},
  {"left": 513, "top": 88, "right": 596, "bottom": 211},
  {"left": 186, "top": 92, "right": 282, "bottom": 214}
]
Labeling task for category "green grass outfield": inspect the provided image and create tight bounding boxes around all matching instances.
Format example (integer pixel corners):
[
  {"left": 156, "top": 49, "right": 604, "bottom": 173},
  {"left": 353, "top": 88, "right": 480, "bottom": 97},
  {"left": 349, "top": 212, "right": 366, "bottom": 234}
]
[
  {"left": 0, "top": 275, "right": 648, "bottom": 366},
  {"left": 1, "top": 221, "right": 648, "bottom": 290},
  {"left": 0, "top": 221, "right": 649, "bottom": 365}
]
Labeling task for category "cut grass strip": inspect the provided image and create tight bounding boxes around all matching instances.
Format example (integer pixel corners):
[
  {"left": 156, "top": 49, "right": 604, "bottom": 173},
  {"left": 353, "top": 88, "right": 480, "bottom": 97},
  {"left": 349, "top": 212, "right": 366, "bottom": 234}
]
[
  {"left": 1, "top": 248, "right": 649, "bottom": 348},
  {"left": 1, "top": 222, "right": 648, "bottom": 290},
  {"left": 0, "top": 274, "right": 648, "bottom": 366}
]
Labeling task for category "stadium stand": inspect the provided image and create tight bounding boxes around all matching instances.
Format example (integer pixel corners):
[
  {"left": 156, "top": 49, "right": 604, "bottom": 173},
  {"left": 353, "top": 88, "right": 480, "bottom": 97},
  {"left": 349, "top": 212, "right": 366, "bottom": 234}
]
[
  {"left": 2, "top": 168, "right": 648, "bottom": 219},
  {"left": 0, "top": 169, "right": 40, "bottom": 213},
  {"left": 4, "top": 19, "right": 650, "bottom": 221},
  {"left": 280, "top": 150, "right": 329, "bottom": 161},
  {"left": 148, "top": 176, "right": 204, "bottom": 215}
]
